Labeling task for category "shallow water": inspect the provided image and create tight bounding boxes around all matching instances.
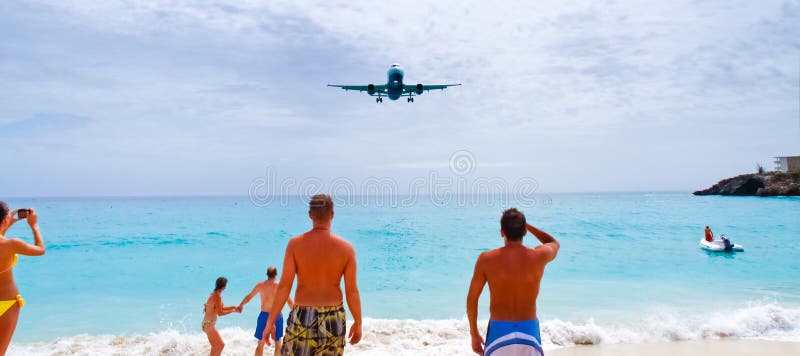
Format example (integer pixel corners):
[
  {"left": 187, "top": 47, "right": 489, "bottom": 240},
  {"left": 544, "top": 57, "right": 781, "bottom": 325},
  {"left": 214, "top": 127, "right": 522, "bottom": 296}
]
[{"left": 4, "top": 193, "right": 799, "bottom": 351}]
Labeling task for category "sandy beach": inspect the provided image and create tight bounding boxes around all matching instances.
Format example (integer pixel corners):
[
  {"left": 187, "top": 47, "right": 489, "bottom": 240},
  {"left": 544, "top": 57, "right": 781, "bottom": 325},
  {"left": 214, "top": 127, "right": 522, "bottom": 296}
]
[{"left": 549, "top": 339, "right": 800, "bottom": 356}]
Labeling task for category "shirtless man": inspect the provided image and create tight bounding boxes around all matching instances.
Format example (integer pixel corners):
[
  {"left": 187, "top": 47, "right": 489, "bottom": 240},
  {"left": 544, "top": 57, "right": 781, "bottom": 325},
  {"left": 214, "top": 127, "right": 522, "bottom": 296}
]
[
  {"left": 467, "top": 208, "right": 560, "bottom": 356},
  {"left": 239, "top": 266, "right": 295, "bottom": 356},
  {"left": 263, "top": 194, "right": 363, "bottom": 356}
]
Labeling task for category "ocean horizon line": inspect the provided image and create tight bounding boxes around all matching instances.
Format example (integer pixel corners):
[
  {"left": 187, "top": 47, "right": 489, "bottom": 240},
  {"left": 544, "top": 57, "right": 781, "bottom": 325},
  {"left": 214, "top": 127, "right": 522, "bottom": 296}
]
[{"left": 1, "top": 190, "right": 696, "bottom": 200}]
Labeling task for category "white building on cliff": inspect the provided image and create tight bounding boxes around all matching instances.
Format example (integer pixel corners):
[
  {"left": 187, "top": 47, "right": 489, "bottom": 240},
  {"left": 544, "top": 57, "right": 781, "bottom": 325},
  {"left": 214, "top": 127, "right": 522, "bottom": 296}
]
[{"left": 774, "top": 156, "right": 800, "bottom": 172}]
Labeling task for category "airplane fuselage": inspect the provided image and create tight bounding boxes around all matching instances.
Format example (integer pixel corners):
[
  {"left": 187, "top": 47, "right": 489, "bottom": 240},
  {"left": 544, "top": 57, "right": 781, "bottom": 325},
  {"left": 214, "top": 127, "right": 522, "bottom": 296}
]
[
  {"left": 328, "top": 63, "right": 459, "bottom": 103},
  {"left": 386, "top": 64, "right": 404, "bottom": 100}
]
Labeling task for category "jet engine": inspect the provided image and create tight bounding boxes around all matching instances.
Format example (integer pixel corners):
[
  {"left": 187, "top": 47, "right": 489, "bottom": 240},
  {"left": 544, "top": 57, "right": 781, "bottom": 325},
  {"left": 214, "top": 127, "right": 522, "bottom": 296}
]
[
  {"left": 416, "top": 83, "right": 424, "bottom": 94},
  {"left": 367, "top": 84, "right": 375, "bottom": 95}
]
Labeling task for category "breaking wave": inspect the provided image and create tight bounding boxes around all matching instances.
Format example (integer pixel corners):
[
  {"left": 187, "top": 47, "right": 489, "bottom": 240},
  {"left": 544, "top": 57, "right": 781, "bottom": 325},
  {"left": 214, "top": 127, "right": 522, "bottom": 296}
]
[{"left": 10, "top": 302, "right": 800, "bottom": 355}]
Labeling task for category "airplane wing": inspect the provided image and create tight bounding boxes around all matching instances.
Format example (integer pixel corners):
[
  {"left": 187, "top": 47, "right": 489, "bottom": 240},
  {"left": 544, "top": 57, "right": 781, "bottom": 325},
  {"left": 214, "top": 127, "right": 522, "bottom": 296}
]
[
  {"left": 402, "top": 83, "right": 461, "bottom": 95},
  {"left": 327, "top": 84, "right": 387, "bottom": 96}
]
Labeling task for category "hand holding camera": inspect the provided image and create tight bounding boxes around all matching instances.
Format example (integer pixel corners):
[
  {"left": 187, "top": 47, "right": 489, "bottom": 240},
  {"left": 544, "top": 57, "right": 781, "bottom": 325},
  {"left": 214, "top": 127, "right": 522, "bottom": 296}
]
[
  {"left": 24, "top": 209, "right": 37, "bottom": 227},
  {"left": 12, "top": 208, "right": 37, "bottom": 227},
  {"left": 16, "top": 209, "right": 29, "bottom": 219}
]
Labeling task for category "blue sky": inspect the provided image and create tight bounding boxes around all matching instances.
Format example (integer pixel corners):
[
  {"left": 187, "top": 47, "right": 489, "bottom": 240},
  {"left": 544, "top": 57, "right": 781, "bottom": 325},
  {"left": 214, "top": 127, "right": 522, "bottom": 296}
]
[{"left": 1, "top": 0, "right": 798, "bottom": 197}]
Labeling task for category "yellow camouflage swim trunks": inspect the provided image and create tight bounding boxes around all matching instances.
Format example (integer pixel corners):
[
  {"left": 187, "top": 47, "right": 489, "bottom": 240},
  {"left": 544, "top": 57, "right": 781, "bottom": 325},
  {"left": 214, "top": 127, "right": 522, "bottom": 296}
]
[{"left": 282, "top": 304, "right": 347, "bottom": 356}]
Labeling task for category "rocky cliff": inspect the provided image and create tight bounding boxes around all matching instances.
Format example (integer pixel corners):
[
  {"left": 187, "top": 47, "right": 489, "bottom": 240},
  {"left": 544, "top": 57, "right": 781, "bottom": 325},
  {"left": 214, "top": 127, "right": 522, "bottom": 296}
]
[{"left": 694, "top": 171, "right": 800, "bottom": 196}]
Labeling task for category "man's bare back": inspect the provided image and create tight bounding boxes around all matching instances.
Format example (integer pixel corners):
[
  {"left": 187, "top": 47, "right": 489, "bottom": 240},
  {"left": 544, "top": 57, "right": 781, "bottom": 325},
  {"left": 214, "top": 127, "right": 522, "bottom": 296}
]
[
  {"left": 264, "top": 194, "right": 363, "bottom": 353},
  {"left": 467, "top": 208, "right": 559, "bottom": 355},
  {"left": 239, "top": 269, "right": 292, "bottom": 313},
  {"left": 478, "top": 244, "right": 550, "bottom": 320},
  {"left": 289, "top": 228, "right": 355, "bottom": 306},
  {"left": 238, "top": 267, "right": 293, "bottom": 356},
  {"left": 254, "top": 280, "right": 278, "bottom": 312}
]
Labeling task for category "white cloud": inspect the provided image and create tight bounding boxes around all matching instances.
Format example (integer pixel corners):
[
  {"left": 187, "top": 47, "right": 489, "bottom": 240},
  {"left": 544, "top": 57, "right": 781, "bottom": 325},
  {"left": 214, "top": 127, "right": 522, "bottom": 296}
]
[{"left": 1, "top": 0, "right": 798, "bottom": 195}]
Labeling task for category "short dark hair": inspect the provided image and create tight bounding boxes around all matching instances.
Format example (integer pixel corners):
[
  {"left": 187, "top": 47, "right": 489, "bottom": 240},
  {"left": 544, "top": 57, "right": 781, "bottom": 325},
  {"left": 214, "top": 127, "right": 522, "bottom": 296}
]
[
  {"left": 267, "top": 266, "right": 278, "bottom": 279},
  {"left": 309, "top": 194, "right": 334, "bottom": 220},
  {"left": 501, "top": 208, "right": 527, "bottom": 241},
  {"left": 0, "top": 201, "right": 8, "bottom": 221},
  {"left": 214, "top": 277, "right": 228, "bottom": 292}
]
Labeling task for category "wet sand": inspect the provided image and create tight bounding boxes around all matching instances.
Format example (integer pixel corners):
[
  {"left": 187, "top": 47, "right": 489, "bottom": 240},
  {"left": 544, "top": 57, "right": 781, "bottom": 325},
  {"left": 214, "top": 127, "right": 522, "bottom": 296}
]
[{"left": 549, "top": 339, "right": 800, "bottom": 356}]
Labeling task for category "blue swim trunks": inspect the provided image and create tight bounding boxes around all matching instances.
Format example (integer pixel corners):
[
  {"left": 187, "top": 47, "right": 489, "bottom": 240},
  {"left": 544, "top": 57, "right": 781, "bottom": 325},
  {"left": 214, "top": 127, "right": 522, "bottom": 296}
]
[
  {"left": 254, "top": 311, "right": 284, "bottom": 340},
  {"left": 485, "top": 319, "right": 543, "bottom": 356}
]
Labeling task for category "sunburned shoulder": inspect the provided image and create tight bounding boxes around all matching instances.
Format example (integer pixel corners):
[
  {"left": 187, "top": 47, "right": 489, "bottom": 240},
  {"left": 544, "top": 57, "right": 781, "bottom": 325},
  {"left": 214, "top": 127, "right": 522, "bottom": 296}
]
[
  {"left": 481, "top": 245, "right": 541, "bottom": 260},
  {"left": 300, "top": 232, "right": 352, "bottom": 245},
  {"left": 0, "top": 238, "right": 24, "bottom": 251},
  {"left": 0, "top": 239, "right": 12, "bottom": 256},
  {"left": 479, "top": 247, "right": 501, "bottom": 258},
  {"left": 477, "top": 248, "right": 505, "bottom": 262},
  {"left": 327, "top": 236, "right": 355, "bottom": 257},
  {"left": 289, "top": 233, "right": 354, "bottom": 252},
  {"left": 0, "top": 238, "right": 19, "bottom": 246},
  {"left": 481, "top": 244, "right": 536, "bottom": 255},
  {"left": 287, "top": 234, "right": 308, "bottom": 247},
  {"left": 331, "top": 234, "right": 353, "bottom": 246}
]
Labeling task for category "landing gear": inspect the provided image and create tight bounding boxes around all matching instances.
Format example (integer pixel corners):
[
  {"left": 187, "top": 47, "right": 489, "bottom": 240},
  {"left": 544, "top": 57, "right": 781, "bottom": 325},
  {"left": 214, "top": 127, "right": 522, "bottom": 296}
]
[
  {"left": 407, "top": 97, "right": 414, "bottom": 103},
  {"left": 376, "top": 97, "right": 383, "bottom": 103}
]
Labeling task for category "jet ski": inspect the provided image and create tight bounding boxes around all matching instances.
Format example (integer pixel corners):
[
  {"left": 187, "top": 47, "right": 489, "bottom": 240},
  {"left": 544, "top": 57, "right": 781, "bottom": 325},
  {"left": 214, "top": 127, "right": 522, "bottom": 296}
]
[{"left": 700, "top": 234, "right": 743, "bottom": 252}]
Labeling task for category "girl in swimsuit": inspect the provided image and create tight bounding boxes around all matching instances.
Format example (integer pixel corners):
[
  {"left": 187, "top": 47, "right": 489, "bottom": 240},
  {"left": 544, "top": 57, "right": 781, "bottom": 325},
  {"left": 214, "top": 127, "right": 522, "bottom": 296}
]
[
  {"left": 0, "top": 202, "right": 45, "bottom": 355},
  {"left": 203, "top": 277, "right": 241, "bottom": 356}
]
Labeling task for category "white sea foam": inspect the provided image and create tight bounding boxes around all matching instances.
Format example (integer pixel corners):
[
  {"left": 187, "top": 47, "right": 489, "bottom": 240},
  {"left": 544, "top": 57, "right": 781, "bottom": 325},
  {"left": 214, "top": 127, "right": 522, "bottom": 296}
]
[
  {"left": 10, "top": 303, "right": 800, "bottom": 355},
  {"left": 543, "top": 302, "right": 800, "bottom": 346}
]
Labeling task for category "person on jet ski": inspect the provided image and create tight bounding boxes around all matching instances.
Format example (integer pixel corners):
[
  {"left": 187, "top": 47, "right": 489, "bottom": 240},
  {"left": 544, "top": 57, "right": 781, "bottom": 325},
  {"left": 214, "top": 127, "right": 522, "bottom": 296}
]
[
  {"left": 704, "top": 226, "right": 714, "bottom": 242},
  {"left": 721, "top": 235, "right": 733, "bottom": 251}
]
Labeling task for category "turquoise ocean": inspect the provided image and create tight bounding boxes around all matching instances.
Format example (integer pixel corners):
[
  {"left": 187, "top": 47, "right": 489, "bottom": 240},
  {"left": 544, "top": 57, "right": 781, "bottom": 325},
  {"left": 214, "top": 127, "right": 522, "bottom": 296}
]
[{"left": 4, "top": 193, "right": 800, "bottom": 354}]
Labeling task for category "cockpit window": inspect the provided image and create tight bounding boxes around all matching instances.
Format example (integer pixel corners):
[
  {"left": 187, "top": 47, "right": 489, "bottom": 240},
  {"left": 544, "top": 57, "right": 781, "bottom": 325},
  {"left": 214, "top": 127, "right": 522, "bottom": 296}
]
[{"left": 391, "top": 64, "right": 399, "bottom": 68}]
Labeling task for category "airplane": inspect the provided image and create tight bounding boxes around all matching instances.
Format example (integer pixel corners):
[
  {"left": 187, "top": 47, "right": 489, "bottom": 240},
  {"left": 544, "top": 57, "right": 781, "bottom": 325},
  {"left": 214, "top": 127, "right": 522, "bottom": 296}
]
[{"left": 328, "top": 63, "right": 461, "bottom": 103}]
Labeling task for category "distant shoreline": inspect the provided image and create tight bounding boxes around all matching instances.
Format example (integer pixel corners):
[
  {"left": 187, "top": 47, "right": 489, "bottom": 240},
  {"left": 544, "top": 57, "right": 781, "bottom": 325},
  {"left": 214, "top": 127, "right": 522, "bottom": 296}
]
[{"left": 694, "top": 171, "right": 800, "bottom": 196}]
